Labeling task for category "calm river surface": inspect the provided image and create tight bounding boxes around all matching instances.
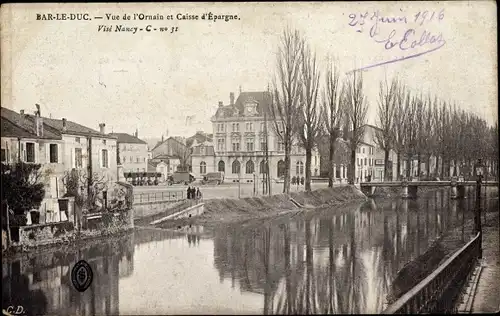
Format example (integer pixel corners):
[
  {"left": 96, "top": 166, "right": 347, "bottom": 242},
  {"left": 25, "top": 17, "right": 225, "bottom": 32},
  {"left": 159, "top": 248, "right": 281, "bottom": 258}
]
[{"left": 3, "top": 188, "right": 498, "bottom": 315}]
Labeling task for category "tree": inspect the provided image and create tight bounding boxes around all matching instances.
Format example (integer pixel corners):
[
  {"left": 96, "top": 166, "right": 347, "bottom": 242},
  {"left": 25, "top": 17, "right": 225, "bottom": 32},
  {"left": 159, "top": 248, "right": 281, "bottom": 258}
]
[
  {"left": 402, "top": 92, "right": 418, "bottom": 178},
  {"left": 322, "top": 57, "right": 343, "bottom": 187},
  {"left": 298, "top": 41, "right": 321, "bottom": 192},
  {"left": 62, "top": 169, "right": 109, "bottom": 212},
  {"left": 392, "top": 85, "right": 408, "bottom": 180},
  {"left": 1, "top": 162, "right": 45, "bottom": 225},
  {"left": 344, "top": 70, "right": 368, "bottom": 184},
  {"left": 270, "top": 28, "right": 304, "bottom": 194},
  {"left": 375, "top": 75, "right": 398, "bottom": 181}
]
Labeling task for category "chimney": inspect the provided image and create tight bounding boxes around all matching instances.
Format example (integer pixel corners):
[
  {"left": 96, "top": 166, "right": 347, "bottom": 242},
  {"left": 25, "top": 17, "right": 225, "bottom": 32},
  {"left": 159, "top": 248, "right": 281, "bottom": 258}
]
[
  {"left": 161, "top": 134, "right": 164, "bottom": 142},
  {"left": 218, "top": 101, "right": 223, "bottom": 107},
  {"left": 230, "top": 92, "right": 235, "bottom": 106},
  {"left": 20, "top": 109, "right": 24, "bottom": 115},
  {"left": 135, "top": 128, "right": 138, "bottom": 138},
  {"left": 35, "top": 108, "right": 43, "bottom": 137},
  {"left": 99, "top": 123, "right": 106, "bottom": 134},
  {"left": 62, "top": 118, "right": 67, "bottom": 132}
]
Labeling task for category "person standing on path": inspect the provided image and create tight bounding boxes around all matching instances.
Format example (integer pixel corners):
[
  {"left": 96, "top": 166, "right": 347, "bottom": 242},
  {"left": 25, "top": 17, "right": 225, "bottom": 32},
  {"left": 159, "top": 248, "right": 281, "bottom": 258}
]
[{"left": 187, "top": 186, "right": 191, "bottom": 199}]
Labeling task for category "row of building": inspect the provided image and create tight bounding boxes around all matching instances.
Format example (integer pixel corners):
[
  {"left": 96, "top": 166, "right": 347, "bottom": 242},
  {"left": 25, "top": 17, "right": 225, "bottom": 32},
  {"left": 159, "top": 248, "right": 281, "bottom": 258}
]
[{"left": 2, "top": 91, "right": 425, "bottom": 200}]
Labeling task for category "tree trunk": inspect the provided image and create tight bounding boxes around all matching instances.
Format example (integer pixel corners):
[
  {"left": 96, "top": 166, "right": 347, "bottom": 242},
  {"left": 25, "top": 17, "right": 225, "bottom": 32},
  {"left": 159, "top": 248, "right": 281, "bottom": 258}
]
[
  {"left": 435, "top": 155, "right": 440, "bottom": 177},
  {"left": 406, "top": 157, "right": 411, "bottom": 179},
  {"left": 396, "top": 152, "right": 401, "bottom": 181},
  {"left": 305, "top": 146, "right": 312, "bottom": 192},
  {"left": 328, "top": 134, "right": 336, "bottom": 187},
  {"left": 417, "top": 153, "right": 421, "bottom": 179},
  {"left": 426, "top": 155, "right": 431, "bottom": 178},
  {"left": 441, "top": 155, "right": 445, "bottom": 178},
  {"left": 284, "top": 140, "right": 291, "bottom": 194},
  {"left": 384, "top": 149, "right": 390, "bottom": 181},
  {"left": 349, "top": 149, "right": 356, "bottom": 184}
]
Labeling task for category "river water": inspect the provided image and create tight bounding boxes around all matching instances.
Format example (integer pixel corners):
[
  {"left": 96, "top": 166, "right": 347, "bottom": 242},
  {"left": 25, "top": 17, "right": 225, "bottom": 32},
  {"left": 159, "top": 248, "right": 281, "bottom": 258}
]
[{"left": 2, "top": 188, "right": 498, "bottom": 315}]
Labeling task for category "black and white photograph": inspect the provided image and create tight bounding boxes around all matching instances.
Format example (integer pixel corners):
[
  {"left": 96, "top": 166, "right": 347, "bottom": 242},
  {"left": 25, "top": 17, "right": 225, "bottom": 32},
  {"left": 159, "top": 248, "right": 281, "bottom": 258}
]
[{"left": 1, "top": 1, "right": 498, "bottom": 315}]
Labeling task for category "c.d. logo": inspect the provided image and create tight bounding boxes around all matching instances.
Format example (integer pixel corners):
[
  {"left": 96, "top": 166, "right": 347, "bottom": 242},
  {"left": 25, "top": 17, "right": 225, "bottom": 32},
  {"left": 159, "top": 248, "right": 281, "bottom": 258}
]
[{"left": 71, "top": 260, "right": 93, "bottom": 292}]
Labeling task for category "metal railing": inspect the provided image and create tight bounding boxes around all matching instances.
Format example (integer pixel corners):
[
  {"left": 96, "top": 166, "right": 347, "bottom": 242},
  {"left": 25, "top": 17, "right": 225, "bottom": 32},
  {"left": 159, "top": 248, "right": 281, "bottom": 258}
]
[
  {"left": 133, "top": 191, "right": 185, "bottom": 205},
  {"left": 383, "top": 232, "right": 482, "bottom": 314}
]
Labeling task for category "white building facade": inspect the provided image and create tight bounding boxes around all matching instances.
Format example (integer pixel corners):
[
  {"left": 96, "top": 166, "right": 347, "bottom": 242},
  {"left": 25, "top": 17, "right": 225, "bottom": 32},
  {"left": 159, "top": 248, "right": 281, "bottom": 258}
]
[{"left": 191, "top": 91, "right": 320, "bottom": 182}]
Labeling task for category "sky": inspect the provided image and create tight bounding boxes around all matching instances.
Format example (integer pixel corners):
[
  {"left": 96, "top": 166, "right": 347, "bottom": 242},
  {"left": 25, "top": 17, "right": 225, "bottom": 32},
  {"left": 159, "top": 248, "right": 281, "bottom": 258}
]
[{"left": 1, "top": 1, "right": 497, "bottom": 139}]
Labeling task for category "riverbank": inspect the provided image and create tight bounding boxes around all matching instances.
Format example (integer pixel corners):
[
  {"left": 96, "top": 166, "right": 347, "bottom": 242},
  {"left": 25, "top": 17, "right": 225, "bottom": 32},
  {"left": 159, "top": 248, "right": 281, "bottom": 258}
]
[
  {"left": 156, "top": 185, "right": 368, "bottom": 229},
  {"left": 387, "top": 209, "right": 499, "bottom": 304}
]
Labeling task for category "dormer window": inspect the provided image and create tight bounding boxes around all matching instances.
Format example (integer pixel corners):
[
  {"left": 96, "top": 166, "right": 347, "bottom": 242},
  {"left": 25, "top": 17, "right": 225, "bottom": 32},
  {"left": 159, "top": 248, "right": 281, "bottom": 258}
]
[{"left": 245, "top": 102, "right": 257, "bottom": 116}]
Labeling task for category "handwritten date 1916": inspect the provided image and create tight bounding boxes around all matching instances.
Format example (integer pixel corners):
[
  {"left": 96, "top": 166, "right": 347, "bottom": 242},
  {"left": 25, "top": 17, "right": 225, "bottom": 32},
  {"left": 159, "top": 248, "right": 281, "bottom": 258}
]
[{"left": 373, "top": 28, "right": 446, "bottom": 51}]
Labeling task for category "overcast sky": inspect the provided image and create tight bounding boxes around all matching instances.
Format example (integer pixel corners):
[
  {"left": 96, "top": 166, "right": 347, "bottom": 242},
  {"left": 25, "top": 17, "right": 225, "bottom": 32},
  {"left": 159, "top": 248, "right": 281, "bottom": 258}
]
[{"left": 2, "top": 1, "right": 497, "bottom": 139}]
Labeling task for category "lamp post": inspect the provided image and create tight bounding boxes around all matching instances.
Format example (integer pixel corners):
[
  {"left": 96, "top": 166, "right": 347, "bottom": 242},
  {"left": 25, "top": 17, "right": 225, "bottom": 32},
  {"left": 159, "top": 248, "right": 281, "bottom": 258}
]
[{"left": 475, "top": 158, "right": 483, "bottom": 258}]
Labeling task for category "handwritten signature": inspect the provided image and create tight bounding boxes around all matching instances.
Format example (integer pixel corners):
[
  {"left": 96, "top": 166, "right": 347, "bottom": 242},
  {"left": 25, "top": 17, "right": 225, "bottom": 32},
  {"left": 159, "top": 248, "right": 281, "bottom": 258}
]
[{"left": 347, "top": 9, "right": 446, "bottom": 73}]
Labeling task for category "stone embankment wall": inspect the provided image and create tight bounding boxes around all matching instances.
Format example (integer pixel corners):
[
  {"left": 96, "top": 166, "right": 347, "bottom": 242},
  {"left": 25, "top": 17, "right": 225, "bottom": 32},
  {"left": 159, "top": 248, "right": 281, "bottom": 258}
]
[{"left": 8, "top": 208, "right": 134, "bottom": 252}]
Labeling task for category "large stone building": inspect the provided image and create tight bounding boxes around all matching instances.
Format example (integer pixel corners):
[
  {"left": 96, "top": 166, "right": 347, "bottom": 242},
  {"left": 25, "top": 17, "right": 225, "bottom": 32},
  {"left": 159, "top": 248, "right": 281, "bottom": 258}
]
[
  {"left": 191, "top": 91, "right": 320, "bottom": 182},
  {"left": 109, "top": 131, "right": 148, "bottom": 173}
]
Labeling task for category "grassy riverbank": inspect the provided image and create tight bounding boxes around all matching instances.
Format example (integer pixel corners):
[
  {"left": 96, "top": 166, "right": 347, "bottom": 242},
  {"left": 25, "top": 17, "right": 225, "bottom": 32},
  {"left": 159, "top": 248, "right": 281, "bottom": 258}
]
[{"left": 157, "top": 185, "right": 368, "bottom": 229}]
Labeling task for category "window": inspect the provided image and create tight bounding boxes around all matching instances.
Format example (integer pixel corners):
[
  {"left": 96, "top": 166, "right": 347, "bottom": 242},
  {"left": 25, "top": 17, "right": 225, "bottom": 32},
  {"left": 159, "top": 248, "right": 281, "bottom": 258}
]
[
  {"left": 260, "top": 122, "right": 265, "bottom": 131},
  {"left": 277, "top": 160, "right": 285, "bottom": 177},
  {"left": 362, "top": 147, "right": 365, "bottom": 154},
  {"left": 357, "top": 158, "right": 360, "bottom": 166},
  {"left": 260, "top": 142, "right": 267, "bottom": 151},
  {"left": 75, "top": 148, "right": 83, "bottom": 168},
  {"left": 246, "top": 160, "right": 254, "bottom": 174},
  {"left": 336, "top": 166, "right": 341, "bottom": 178},
  {"left": 217, "top": 123, "right": 224, "bottom": 132},
  {"left": 49, "top": 144, "right": 58, "bottom": 163},
  {"left": 232, "top": 142, "right": 240, "bottom": 152},
  {"left": 123, "top": 156, "right": 126, "bottom": 163},
  {"left": 277, "top": 142, "right": 284, "bottom": 151},
  {"left": 232, "top": 123, "right": 240, "bottom": 132},
  {"left": 246, "top": 138, "right": 254, "bottom": 152},
  {"left": 364, "top": 158, "right": 367, "bottom": 165},
  {"left": 232, "top": 160, "right": 241, "bottom": 174},
  {"left": 0, "top": 148, "right": 6, "bottom": 162},
  {"left": 200, "top": 161, "right": 207, "bottom": 174},
  {"left": 246, "top": 122, "right": 253, "bottom": 131},
  {"left": 143, "top": 157, "right": 146, "bottom": 162},
  {"left": 102, "top": 149, "right": 109, "bottom": 168},
  {"left": 25, "top": 142, "right": 35, "bottom": 163},
  {"left": 217, "top": 139, "right": 225, "bottom": 151},
  {"left": 218, "top": 160, "right": 225, "bottom": 172},
  {"left": 103, "top": 139, "right": 107, "bottom": 145},
  {"left": 137, "top": 157, "right": 140, "bottom": 163},
  {"left": 296, "top": 161, "right": 304, "bottom": 175},
  {"left": 75, "top": 137, "right": 80, "bottom": 143}
]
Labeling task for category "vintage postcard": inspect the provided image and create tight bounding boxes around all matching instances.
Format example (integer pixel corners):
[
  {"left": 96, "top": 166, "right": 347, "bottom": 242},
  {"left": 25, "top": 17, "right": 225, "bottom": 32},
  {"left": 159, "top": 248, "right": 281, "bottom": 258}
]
[{"left": 1, "top": 1, "right": 498, "bottom": 315}]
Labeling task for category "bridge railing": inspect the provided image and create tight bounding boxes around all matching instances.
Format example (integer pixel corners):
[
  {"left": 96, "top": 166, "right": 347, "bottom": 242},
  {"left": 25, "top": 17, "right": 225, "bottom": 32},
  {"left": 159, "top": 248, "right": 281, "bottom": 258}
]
[{"left": 382, "top": 232, "right": 481, "bottom": 314}]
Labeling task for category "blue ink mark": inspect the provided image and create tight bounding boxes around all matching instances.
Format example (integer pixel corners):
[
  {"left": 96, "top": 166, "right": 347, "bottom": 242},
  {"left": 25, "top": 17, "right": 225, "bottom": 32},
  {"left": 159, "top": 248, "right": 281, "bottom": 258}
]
[{"left": 346, "top": 39, "right": 446, "bottom": 74}]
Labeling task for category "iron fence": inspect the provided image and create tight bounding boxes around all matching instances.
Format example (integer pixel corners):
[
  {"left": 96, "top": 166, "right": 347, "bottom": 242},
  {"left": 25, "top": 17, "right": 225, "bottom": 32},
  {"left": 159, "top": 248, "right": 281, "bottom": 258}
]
[
  {"left": 133, "top": 191, "right": 185, "bottom": 204},
  {"left": 383, "top": 232, "right": 482, "bottom": 314}
]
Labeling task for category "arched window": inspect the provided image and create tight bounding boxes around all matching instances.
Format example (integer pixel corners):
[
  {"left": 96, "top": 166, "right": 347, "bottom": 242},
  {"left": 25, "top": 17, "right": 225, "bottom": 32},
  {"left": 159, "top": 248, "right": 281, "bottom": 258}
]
[
  {"left": 277, "top": 160, "right": 285, "bottom": 178},
  {"left": 259, "top": 160, "right": 267, "bottom": 174},
  {"left": 246, "top": 160, "right": 254, "bottom": 174},
  {"left": 200, "top": 161, "right": 206, "bottom": 174},
  {"left": 218, "top": 160, "right": 225, "bottom": 172},
  {"left": 232, "top": 160, "right": 241, "bottom": 174},
  {"left": 296, "top": 161, "right": 304, "bottom": 175}
]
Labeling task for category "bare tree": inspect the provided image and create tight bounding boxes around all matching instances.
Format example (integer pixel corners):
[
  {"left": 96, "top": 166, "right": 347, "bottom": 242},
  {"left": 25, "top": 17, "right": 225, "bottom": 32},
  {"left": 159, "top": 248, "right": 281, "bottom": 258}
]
[
  {"left": 297, "top": 41, "right": 321, "bottom": 192},
  {"left": 403, "top": 92, "right": 418, "bottom": 179},
  {"left": 322, "top": 57, "right": 343, "bottom": 187},
  {"left": 270, "top": 28, "right": 304, "bottom": 194},
  {"left": 344, "top": 71, "right": 368, "bottom": 184},
  {"left": 374, "top": 75, "right": 398, "bottom": 181},
  {"left": 392, "top": 85, "right": 407, "bottom": 180}
]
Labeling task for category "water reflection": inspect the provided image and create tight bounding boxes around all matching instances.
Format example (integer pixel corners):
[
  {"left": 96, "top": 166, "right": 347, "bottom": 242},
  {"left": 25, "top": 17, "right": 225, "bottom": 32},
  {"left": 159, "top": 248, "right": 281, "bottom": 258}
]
[
  {"left": 2, "top": 233, "right": 134, "bottom": 316},
  {"left": 213, "top": 189, "right": 495, "bottom": 314},
  {"left": 2, "top": 189, "right": 497, "bottom": 315}
]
